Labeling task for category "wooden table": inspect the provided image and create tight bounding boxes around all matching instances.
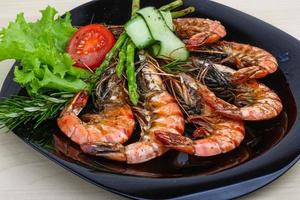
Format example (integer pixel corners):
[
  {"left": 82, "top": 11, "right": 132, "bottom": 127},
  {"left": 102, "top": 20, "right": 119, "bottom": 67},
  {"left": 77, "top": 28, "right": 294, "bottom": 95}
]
[{"left": 0, "top": 1, "right": 299, "bottom": 199}]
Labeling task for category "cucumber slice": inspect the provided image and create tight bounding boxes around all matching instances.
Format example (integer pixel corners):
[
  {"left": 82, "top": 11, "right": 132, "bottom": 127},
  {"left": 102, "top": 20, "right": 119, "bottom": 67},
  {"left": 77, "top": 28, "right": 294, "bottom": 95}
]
[
  {"left": 138, "top": 7, "right": 189, "bottom": 61},
  {"left": 160, "top": 11, "right": 173, "bottom": 31},
  {"left": 124, "top": 16, "right": 154, "bottom": 49},
  {"left": 149, "top": 43, "right": 161, "bottom": 56}
]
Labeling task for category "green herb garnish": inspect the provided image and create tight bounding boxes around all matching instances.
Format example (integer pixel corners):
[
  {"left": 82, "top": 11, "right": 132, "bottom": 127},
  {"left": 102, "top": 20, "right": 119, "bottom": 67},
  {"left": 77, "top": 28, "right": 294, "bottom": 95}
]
[
  {"left": 0, "top": 92, "right": 72, "bottom": 130},
  {"left": 162, "top": 60, "right": 188, "bottom": 73}
]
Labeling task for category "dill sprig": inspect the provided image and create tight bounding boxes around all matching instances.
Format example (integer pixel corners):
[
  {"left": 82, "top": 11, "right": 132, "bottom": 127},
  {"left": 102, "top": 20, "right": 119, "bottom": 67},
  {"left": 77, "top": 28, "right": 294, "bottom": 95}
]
[{"left": 0, "top": 92, "right": 73, "bottom": 130}]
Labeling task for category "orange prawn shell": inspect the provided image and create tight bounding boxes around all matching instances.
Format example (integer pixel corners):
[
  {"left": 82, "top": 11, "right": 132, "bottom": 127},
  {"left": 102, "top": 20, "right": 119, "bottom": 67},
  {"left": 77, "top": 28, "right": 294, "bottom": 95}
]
[
  {"left": 125, "top": 91, "right": 185, "bottom": 164},
  {"left": 57, "top": 91, "right": 135, "bottom": 147},
  {"left": 173, "top": 18, "right": 227, "bottom": 49}
]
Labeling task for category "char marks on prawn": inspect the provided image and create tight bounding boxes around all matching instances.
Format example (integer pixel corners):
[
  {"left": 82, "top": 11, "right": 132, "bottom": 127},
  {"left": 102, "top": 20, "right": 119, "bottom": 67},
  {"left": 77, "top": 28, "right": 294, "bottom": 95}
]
[
  {"left": 191, "top": 57, "right": 236, "bottom": 103},
  {"left": 192, "top": 41, "right": 278, "bottom": 83},
  {"left": 190, "top": 58, "right": 283, "bottom": 121},
  {"left": 156, "top": 73, "right": 245, "bottom": 157}
]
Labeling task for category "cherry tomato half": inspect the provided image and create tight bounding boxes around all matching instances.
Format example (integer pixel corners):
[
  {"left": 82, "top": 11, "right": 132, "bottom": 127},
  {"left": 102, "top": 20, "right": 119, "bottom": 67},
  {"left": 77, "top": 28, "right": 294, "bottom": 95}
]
[{"left": 67, "top": 24, "right": 115, "bottom": 71}]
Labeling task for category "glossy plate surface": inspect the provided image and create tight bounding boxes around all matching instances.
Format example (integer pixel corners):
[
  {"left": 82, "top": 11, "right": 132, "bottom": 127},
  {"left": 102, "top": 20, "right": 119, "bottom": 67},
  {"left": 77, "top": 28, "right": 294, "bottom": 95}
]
[{"left": 1, "top": 0, "right": 300, "bottom": 199}]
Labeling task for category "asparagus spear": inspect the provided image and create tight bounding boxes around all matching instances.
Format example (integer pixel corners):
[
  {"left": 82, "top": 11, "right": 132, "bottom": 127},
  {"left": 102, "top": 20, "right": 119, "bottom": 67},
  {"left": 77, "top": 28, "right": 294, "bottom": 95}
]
[
  {"left": 94, "top": 32, "right": 128, "bottom": 78},
  {"left": 171, "top": 6, "right": 196, "bottom": 18},
  {"left": 116, "top": 39, "right": 128, "bottom": 77},
  {"left": 131, "top": 0, "right": 140, "bottom": 16},
  {"left": 126, "top": 41, "right": 139, "bottom": 105},
  {"left": 123, "top": 0, "right": 141, "bottom": 105},
  {"left": 159, "top": 0, "right": 183, "bottom": 11}
]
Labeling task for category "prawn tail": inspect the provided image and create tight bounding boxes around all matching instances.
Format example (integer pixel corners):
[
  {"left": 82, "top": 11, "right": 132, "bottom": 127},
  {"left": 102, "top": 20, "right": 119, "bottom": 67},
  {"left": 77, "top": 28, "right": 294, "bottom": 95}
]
[
  {"left": 62, "top": 91, "right": 89, "bottom": 115},
  {"left": 80, "top": 142, "right": 126, "bottom": 162},
  {"left": 186, "top": 32, "right": 225, "bottom": 50},
  {"left": 186, "top": 32, "right": 211, "bottom": 50},
  {"left": 155, "top": 132, "right": 194, "bottom": 155},
  {"left": 231, "top": 66, "right": 264, "bottom": 84}
]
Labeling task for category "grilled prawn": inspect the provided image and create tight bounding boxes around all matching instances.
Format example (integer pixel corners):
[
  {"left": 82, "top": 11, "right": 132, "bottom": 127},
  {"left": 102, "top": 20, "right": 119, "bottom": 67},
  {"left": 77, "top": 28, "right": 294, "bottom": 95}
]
[
  {"left": 173, "top": 18, "right": 227, "bottom": 49},
  {"left": 80, "top": 54, "right": 185, "bottom": 164},
  {"left": 57, "top": 69, "right": 135, "bottom": 151},
  {"left": 156, "top": 73, "right": 245, "bottom": 157},
  {"left": 192, "top": 58, "right": 283, "bottom": 121},
  {"left": 194, "top": 41, "right": 278, "bottom": 83}
]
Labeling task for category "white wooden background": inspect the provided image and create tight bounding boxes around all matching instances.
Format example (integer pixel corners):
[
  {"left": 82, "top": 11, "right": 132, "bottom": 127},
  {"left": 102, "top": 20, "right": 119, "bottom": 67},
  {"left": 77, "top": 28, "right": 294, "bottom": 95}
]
[{"left": 0, "top": 1, "right": 299, "bottom": 199}]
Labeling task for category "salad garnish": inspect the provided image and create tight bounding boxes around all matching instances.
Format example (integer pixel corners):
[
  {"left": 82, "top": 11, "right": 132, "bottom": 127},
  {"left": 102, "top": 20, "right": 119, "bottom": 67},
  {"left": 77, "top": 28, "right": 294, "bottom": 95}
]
[{"left": 0, "top": 6, "right": 92, "bottom": 95}]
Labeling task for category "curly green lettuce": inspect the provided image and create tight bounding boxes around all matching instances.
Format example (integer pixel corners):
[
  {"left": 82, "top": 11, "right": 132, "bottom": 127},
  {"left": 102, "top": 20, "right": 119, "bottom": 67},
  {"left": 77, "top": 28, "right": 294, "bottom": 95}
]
[{"left": 0, "top": 6, "right": 92, "bottom": 94}]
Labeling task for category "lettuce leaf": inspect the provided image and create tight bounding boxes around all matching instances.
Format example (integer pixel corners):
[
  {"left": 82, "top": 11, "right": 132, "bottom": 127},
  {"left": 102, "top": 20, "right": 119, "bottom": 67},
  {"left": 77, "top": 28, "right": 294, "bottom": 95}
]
[{"left": 0, "top": 6, "right": 92, "bottom": 94}]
